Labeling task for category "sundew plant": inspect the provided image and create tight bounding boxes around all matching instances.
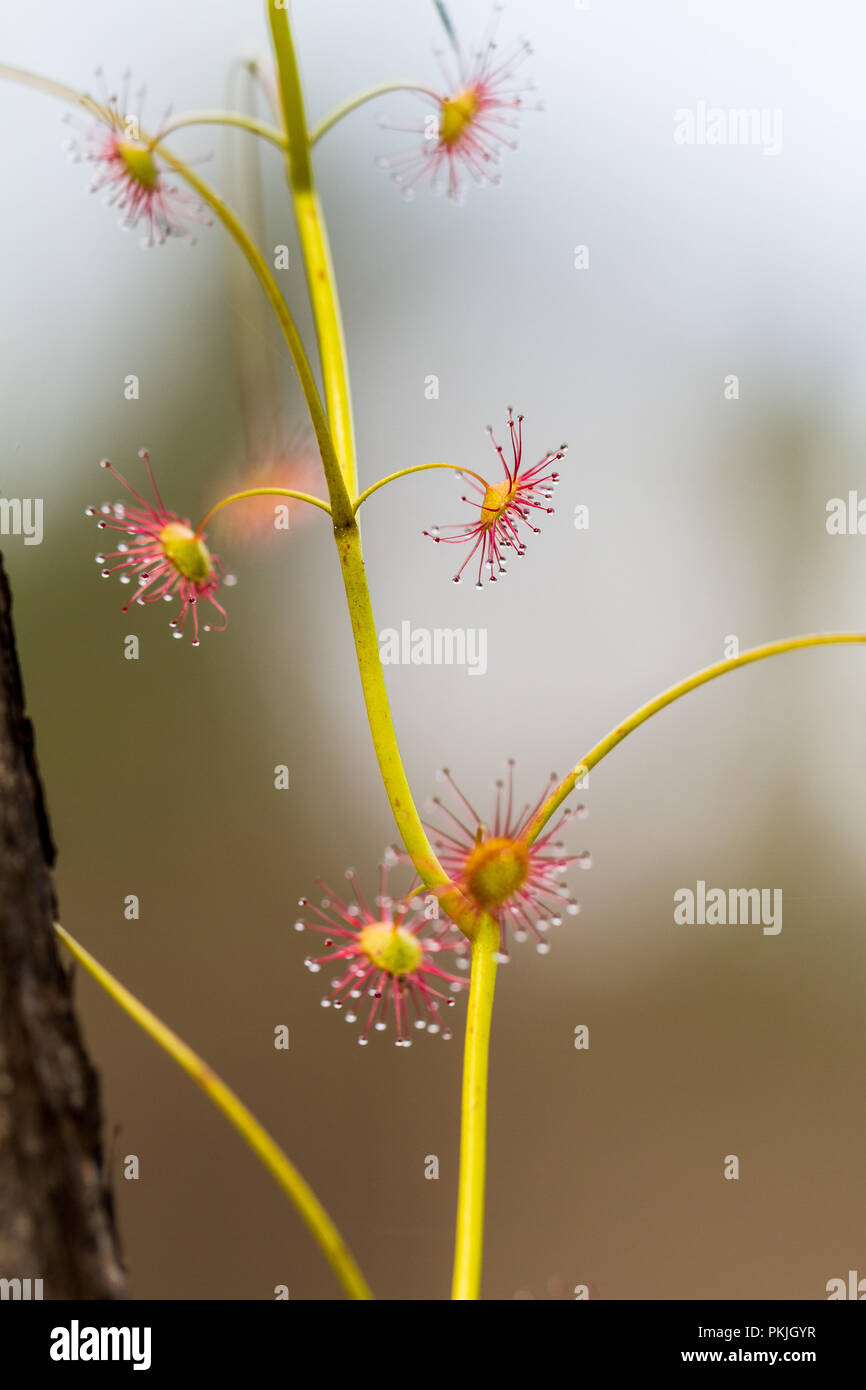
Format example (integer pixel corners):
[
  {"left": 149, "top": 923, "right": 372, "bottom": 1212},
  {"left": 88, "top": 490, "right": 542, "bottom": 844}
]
[{"left": 2, "top": 1, "right": 864, "bottom": 1301}]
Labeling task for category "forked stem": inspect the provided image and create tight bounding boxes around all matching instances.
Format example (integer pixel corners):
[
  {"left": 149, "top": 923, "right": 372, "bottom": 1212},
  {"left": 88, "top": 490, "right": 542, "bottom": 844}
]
[
  {"left": 451, "top": 630, "right": 866, "bottom": 1300},
  {"left": 8, "top": 44, "right": 861, "bottom": 1316},
  {"left": 265, "top": 6, "right": 470, "bottom": 924}
]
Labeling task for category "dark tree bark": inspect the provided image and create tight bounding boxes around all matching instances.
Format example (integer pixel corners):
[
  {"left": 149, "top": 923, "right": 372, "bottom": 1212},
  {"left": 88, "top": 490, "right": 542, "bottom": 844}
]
[{"left": 0, "top": 553, "right": 127, "bottom": 1298}]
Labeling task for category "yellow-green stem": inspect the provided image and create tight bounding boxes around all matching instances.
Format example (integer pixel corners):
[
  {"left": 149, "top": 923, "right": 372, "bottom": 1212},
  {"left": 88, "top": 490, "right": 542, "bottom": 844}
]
[
  {"left": 54, "top": 923, "right": 373, "bottom": 1300},
  {"left": 0, "top": 65, "right": 349, "bottom": 518},
  {"left": 452, "top": 917, "right": 499, "bottom": 1300},
  {"left": 155, "top": 147, "right": 352, "bottom": 517},
  {"left": 353, "top": 461, "right": 490, "bottom": 513},
  {"left": 335, "top": 522, "right": 456, "bottom": 896},
  {"left": 152, "top": 109, "right": 287, "bottom": 150},
  {"left": 268, "top": 1, "right": 358, "bottom": 500},
  {"left": 263, "top": 10, "right": 503, "bottom": 1303},
  {"left": 310, "top": 80, "right": 441, "bottom": 145},
  {"left": 0, "top": 64, "right": 102, "bottom": 116},
  {"left": 523, "top": 631, "right": 866, "bottom": 845},
  {"left": 264, "top": 10, "right": 469, "bottom": 929}
]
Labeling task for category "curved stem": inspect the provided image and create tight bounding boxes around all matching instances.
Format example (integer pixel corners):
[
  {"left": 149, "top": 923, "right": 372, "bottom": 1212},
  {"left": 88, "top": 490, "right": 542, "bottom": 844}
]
[
  {"left": 151, "top": 109, "right": 287, "bottom": 151},
  {"left": 451, "top": 918, "right": 498, "bottom": 1300},
  {"left": 310, "top": 80, "right": 441, "bottom": 145},
  {"left": 195, "top": 486, "right": 331, "bottom": 535},
  {"left": 241, "top": 56, "right": 281, "bottom": 123},
  {"left": 154, "top": 148, "right": 352, "bottom": 519},
  {"left": 353, "top": 462, "right": 490, "bottom": 514},
  {"left": 264, "top": 10, "right": 477, "bottom": 941},
  {"left": 335, "top": 523, "right": 456, "bottom": 894},
  {"left": 54, "top": 923, "right": 373, "bottom": 1301},
  {"left": 334, "top": 522, "right": 483, "bottom": 939},
  {"left": 523, "top": 631, "right": 866, "bottom": 846},
  {"left": 268, "top": 1, "right": 358, "bottom": 501},
  {"left": 0, "top": 63, "right": 104, "bottom": 115},
  {"left": 0, "top": 64, "right": 351, "bottom": 520}
]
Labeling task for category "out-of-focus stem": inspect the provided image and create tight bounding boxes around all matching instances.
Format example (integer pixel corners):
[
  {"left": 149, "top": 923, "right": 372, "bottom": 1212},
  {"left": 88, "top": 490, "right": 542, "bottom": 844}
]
[
  {"left": 152, "top": 109, "right": 287, "bottom": 150},
  {"left": 310, "top": 80, "right": 440, "bottom": 145},
  {"left": 155, "top": 146, "right": 352, "bottom": 517},
  {"left": 0, "top": 64, "right": 348, "bottom": 516}
]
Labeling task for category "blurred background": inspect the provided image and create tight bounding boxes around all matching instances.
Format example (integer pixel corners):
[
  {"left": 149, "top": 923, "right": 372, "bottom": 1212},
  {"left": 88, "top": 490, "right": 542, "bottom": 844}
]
[{"left": 1, "top": 0, "right": 864, "bottom": 1300}]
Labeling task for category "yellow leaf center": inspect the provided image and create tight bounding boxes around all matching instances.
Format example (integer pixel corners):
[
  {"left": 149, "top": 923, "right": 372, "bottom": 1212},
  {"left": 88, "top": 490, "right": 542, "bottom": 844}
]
[
  {"left": 116, "top": 139, "right": 159, "bottom": 190},
  {"left": 359, "top": 922, "right": 424, "bottom": 976},
  {"left": 439, "top": 88, "right": 480, "bottom": 145},
  {"left": 464, "top": 837, "right": 529, "bottom": 908},
  {"left": 480, "top": 478, "right": 518, "bottom": 528},
  {"left": 159, "top": 522, "right": 214, "bottom": 584}
]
